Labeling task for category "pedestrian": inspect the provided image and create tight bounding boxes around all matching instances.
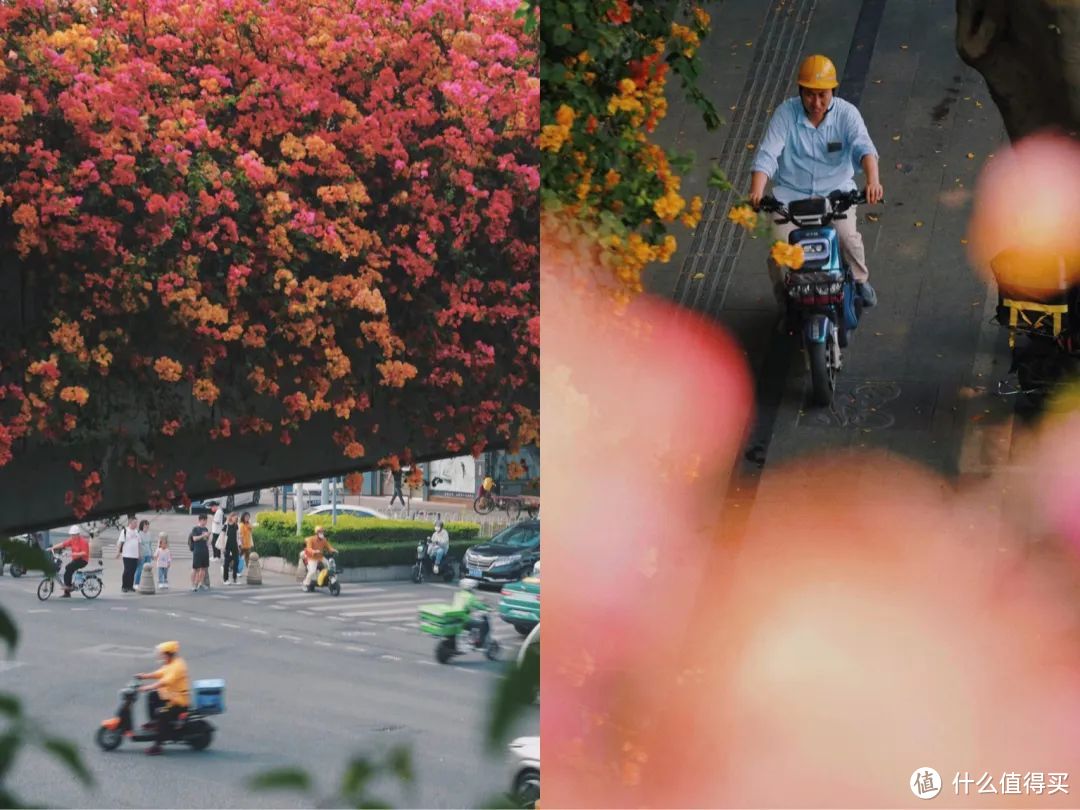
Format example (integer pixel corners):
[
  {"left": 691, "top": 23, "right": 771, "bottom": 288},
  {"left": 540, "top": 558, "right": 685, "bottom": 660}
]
[
  {"left": 188, "top": 514, "right": 211, "bottom": 592},
  {"left": 222, "top": 513, "right": 240, "bottom": 585},
  {"left": 153, "top": 533, "right": 171, "bottom": 590},
  {"left": 209, "top": 502, "right": 225, "bottom": 562},
  {"left": 133, "top": 518, "right": 154, "bottom": 587},
  {"left": 239, "top": 512, "right": 253, "bottom": 578},
  {"left": 115, "top": 515, "right": 140, "bottom": 593},
  {"left": 748, "top": 54, "right": 884, "bottom": 308},
  {"left": 389, "top": 467, "right": 405, "bottom": 507}
]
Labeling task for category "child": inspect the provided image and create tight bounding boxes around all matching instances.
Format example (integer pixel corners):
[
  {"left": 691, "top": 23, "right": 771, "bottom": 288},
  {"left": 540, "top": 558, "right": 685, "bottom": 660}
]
[{"left": 153, "top": 532, "right": 172, "bottom": 590}]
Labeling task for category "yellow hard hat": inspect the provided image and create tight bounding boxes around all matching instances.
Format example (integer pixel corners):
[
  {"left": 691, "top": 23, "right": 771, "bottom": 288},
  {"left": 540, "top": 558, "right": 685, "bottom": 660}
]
[
  {"left": 482, "top": 476, "right": 494, "bottom": 492},
  {"left": 797, "top": 54, "right": 838, "bottom": 90},
  {"left": 156, "top": 640, "right": 179, "bottom": 655}
]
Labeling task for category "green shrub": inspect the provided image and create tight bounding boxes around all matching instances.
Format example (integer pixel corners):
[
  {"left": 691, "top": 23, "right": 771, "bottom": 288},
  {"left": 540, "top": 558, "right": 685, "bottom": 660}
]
[{"left": 251, "top": 512, "right": 480, "bottom": 568}]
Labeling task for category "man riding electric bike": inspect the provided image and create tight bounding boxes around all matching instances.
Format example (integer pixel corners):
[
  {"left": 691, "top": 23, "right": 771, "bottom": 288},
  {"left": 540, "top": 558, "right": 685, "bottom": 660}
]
[
  {"left": 133, "top": 640, "right": 190, "bottom": 756},
  {"left": 301, "top": 526, "right": 337, "bottom": 592},
  {"left": 749, "top": 54, "right": 884, "bottom": 308}
]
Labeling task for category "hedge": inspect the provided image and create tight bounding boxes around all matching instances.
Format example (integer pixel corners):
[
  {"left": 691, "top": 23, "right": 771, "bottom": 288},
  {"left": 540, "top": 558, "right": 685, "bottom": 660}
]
[{"left": 251, "top": 511, "right": 481, "bottom": 568}]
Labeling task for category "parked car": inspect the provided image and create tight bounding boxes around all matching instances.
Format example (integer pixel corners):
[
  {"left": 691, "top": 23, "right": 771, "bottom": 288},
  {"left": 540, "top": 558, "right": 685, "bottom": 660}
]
[
  {"left": 460, "top": 520, "right": 539, "bottom": 586},
  {"left": 499, "top": 562, "right": 539, "bottom": 636},
  {"left": 283, "top": 481, "right": 344, "bottom": 508},
  {"left": 185, "top": 490, "right": 261, "bottom": 514},
  {"left": 507, "top": 735, "right": 539, "bottom": 808},
  {"left": 306, "top": 504, "right": 387, "bottom": 520}
]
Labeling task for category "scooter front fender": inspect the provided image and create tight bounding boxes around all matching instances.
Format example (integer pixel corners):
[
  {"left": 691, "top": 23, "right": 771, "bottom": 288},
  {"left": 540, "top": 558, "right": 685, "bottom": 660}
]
[
  {"left": 802, "top": 314, "right": 832, "bottom": 344},
  {"left": 101, "top": 717, "right": 121, "bottom": 730}
]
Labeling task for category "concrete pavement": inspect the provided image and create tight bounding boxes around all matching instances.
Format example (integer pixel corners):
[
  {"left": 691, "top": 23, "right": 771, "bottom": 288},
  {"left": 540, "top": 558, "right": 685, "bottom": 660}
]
[{"left": 0, "top": 569, "right": 533, "bottom": 808}]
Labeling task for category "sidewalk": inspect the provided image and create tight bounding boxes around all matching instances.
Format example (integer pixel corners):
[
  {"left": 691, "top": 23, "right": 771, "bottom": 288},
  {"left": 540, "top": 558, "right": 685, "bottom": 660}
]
[{"left": 648, "top": 0, "right": 1013, "bottom": 523}]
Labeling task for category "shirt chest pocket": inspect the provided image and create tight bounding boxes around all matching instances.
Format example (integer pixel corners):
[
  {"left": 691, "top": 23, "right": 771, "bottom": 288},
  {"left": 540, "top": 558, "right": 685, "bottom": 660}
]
[{"left": 820, "top": 136, "right": 847, "bottom": 167}]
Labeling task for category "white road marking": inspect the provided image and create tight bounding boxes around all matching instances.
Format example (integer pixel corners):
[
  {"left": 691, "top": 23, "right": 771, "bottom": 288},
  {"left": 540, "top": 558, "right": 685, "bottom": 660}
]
[
  {"left": 379, "top": 654, "right": 402, "bottom": 662},
  {"left": 72, "top": 607, "right": 93, "bottom": 612},
  {"left": 250, "top": 628, "right": 269, "bottom": 635},
  {"left": 344, "top": 645, "right": 366, "bottom": 653},
  {"left": 220, "top": 622, "right": 241, "bottom": 629},
  {"left": 304, "top": 595, "right": 404, "bottom": 612},
  {"left": 298, "top": 610, "right": 316, "bottom": 616},
  {"left": 271, "top": 604, "right": 287, "bottom": 610},
  {"left": 341, "top": 605, "right": 425, "bottom": 618},
  {"left": 190, "top": 617, "right": 207, "bottom": 623},
  {"left": 242, "top": 600, "right": 260, "bottom": 605},
  {"left": 417, "top": 660, "right": 436, "bottom": 666},
  {"left": 313, "top": 640, "right": 333, "bottom": 648},
  {"left": 27, "top": 609, "right": 49, "bottom": 614},
  {"left": 278, "top": 634, "right": 303, "bottom": 643},
  {"left": 138, "top": 607, "right": 159, "bottom": 613},
  {"left": 328, "top": 616, "right": 346, "bottom": 622},
  {"left": 110, "top": 607, "right": 128, "bottom": 611}
]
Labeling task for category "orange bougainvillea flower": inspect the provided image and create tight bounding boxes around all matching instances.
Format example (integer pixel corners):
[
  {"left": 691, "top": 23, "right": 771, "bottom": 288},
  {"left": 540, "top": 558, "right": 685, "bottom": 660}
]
[
  {"left": 770, "top": 240, "right": 805, "bottom": 270},
  {"left": 343, "top": 471, "right": 364, "bottom": 494},
  {"left": 59, "top": 386, "right": 89, "bottom": 406},
  {"left": 153, "top": 357, "right": 184, "bottom": 383},
  {"left": 727, "top": 204, "right": 758, "bottom": 230},
  {"left": 192, "top": 379, "right": 220, "bottom": 406}
]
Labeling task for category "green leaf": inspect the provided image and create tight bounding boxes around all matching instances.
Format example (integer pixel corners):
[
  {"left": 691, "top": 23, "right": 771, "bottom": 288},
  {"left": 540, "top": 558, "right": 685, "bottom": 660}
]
[
  {"left": 550, "top": 26, "right": 571, "bottom": 47},
  {"left": 708, "top": 165, "right": 733, "bottom": 191},
  {"left": 249, "top": 767, "right": 312, "bottom": 792},
  {"left": 0, "top": 607, "right": 18, "bottom": 655},
  {"left": 341, "top": 757, "right": 374, "bottom": 799},
  {"left": 42, "top": 737, "right": 93, "bottom": 786},
  {"left": 0, "top": 732, "right": 22, "bottom": 782},
  {"left": 0, "top": 694, "right": 22, "bottom": 718},
  {"left": 385, "top": 745, "right": 414, "bottom": 786},
  {"left": 487, "top": 640, "right": 539, "bottom": 751}
]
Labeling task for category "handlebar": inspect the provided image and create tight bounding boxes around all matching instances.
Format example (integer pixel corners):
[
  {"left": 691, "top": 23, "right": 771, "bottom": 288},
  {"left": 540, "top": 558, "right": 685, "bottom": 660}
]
[{"left": 758, "top": 189, "right": 870, "bottom": 215}]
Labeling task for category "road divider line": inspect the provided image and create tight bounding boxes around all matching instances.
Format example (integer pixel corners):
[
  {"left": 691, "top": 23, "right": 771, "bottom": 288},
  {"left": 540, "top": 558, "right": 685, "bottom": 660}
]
[
  {"left": 250, "top": 628, "right": 269, "bottom": 635},
  {"left": 138, "top": 607, "right": 159, "bottom": 613},
  {"left": 27, "top": 609, "right": 49, "bottom": 614},
  {"left": 220, "top": 622, "right": 241, "bottom": 629},
  {"left": 313, "top": 640, "right": 333, "bottom": 647},
  {"left": 190, "top": 617, "right": 208, "bottom": 623},
  {"left": 417, "top": 660, "right": 436, "bottom": 666},
  {"left": 278, "top": 634, "right": 303, "bottom": 643},
  {"left": 72, "top": 607, "right": 92, "bottom": 612},
  {"left": 379, "top": 654, "right": 402, "bottom": 661},
  {"left": 110, "top": 607, "right": 128, "bottom": 611},
  {"left": 344, "top": 645, "right": 366, "bottom": 653}
]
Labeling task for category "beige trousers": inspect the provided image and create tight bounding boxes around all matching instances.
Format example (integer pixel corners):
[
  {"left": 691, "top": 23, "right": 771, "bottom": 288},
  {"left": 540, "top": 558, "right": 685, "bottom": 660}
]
[{"left": 767, "top": 205, "right": 870, "bottom": 287}]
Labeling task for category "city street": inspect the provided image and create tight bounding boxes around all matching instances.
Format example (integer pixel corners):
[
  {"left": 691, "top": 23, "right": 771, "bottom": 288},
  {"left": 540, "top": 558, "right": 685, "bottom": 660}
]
[{"left": 0, "top": 535, "right": 533, "bottom": 809}]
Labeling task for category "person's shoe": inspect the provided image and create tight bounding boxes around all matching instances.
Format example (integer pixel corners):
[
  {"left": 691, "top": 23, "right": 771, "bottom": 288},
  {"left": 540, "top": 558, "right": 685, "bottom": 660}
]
[
  {"left": 61, "top": 591, "right": 71, "bottom": 598},
  {"left": 433, "top": 564, "right": 439, "bottom": 574},
  {"left": 856, "top": 281, "right": 877, "bottom": 308},
  {"left": 145, "top": 744, "right": 163, "bottom": 756},
  {"left": 191, "top": 586, "right": 198, "bottom": 592}
]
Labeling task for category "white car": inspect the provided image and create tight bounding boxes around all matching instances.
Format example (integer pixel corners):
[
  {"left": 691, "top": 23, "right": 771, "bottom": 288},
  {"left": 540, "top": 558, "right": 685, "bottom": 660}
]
[
  {"left": 306, "top": 504, "right": 387, "bottom": 520},
  {"left": 508, "top": 736, "right": 539, "bottom": 808}
]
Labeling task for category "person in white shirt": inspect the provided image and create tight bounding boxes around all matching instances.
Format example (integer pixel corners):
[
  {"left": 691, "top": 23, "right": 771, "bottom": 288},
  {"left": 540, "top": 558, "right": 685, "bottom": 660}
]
[
  {"left": 427, "top": 520, "right": 451, "bottom": 574},
  {"left": 209, "top": 503, "right": 225, "bottom": 563},
  {"left": 115, "top": 516, "right": 141, "bottom": 593}
]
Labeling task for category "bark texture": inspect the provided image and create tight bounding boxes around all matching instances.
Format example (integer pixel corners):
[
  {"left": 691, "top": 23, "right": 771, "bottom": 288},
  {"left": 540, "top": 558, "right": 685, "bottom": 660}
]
[{"left": 957, "top": 0, "right": 1080, "bottom": 140}]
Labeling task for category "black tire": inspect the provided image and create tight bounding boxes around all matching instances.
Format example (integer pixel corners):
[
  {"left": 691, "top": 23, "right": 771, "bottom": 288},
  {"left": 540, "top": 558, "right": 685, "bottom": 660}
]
[
  {"left": 9, "top": 563, "right": 24, "bottom": 578},
  {"left": 225, "top": 495, "right": 235, "bottom": 512},
  {"left": 513, "top": 769, "right": 540, "bottom": 809},
  {"left": 252, "top": 489, "right": 261, "bottom": 505},
  {"left": 435, "top": 638, "right": 455, "bottom": 664},
  {"left": 37, "top": 578, "right": 54, "bottom": 601},
  {"left": 81, "top": 576, "right": 102, "bottom": 599},
  {"left": 485, "top": 639, "right": 501, "bottom": 661},
  {"left": 441, "top": 563, "right": 456, "bottom": 583},
  {"left": 807, "top": 340, "right": 835, "bottom": 407},
  {"left": 328, "top": 581, "right": 341, "bottom": 597},
  {"left": 514, "top": 623, "right": 533, "bottom": 637},
  {"left": 95, "top": 726, "right": 123, "bottom": 752},
  {"left": 411, "top": 564, "right": 423, "bottom": 584},
  {"left": 186, "top": 721, "right": 213, "bottom": 751},
  {"left": 473, "top": 494, "right": 495, "bottom": 515}
]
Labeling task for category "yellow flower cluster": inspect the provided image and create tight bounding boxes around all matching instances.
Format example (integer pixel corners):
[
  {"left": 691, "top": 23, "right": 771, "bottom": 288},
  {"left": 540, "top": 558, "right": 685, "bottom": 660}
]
[
  {"left": 90, "top": 344, "right": 113, "bottom": 371},
  {"left": 324, "top": 345, "right": 351, "bottom": 379},
  {"left": 540, "top": 104, "right": 575, "bottom": 153},
  {"left": 279, "top": 133, "right": 306, "bottom": 160},
  {"left": 154, "top": 356, "right": 184, "bottom": 382},
  {"left": 50, "top": 320, "right": 86, "bottom": 359},
  {"left": 653, "top": 187, "right": 686, "bottom": 220},
  {"left": 607, "top": 78, "right": 645, "bottom": 119},
  {"left": 376, "top": 359, "right": 419, "bottom": 388},
  {"left": 693, "top": 6, "right": 711, "bottom": 28},
  {"left": 770, "top": 241, "right": 806, "bottom": 270},
  {"left": 727, "top": 204, "right": 758, "bottom": 230},
  {"left": 670, "top": 22, "right": 701, "bottom": 56},
  {"left": 193, "top": 378, "right": 220, "bottom": 405},
  {"left": 59, "top": 386, "right": 89, "bottom": 406}
]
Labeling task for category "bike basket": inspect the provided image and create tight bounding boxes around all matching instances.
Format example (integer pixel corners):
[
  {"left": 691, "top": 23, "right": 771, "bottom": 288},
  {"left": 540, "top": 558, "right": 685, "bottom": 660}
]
[
  {"left": 192, "top": 679, "right": 225, "bottom": 715},
  {"left": 787, "top": 270, "right": 844, "bottom": 307}
]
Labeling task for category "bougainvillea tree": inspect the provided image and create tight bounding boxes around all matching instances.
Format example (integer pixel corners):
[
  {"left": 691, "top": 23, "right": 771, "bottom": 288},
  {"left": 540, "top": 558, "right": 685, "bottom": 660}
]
[
  {"left": 539, "top": 0, "right": 720, "bottom": 301},
  {"left": 0, "top": 0, "right": 538, "bottom": 520}
]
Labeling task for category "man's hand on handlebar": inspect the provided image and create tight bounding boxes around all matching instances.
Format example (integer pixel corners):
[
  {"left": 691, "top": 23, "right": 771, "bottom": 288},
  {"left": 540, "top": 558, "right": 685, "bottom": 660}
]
[{"left": 865, "top": 181, "right": 884, "bottom": 205}]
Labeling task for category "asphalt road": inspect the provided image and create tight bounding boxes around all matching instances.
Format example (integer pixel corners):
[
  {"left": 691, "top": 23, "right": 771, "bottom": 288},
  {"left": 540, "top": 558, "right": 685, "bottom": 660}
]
[{"left": 0, "top": 553, "right": 536, "bottom": 809}]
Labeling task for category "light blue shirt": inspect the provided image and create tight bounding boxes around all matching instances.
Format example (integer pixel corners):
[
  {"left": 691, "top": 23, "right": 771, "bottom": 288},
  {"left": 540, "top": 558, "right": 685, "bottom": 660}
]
[{"left": 751, "top": 97, "right": 878, "bottom": 204}]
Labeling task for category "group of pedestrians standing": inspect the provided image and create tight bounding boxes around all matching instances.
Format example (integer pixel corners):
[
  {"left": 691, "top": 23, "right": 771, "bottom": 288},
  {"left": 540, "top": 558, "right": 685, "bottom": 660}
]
[
  {"left": 187, "top": 503, "right": 253, "bottom": 592},
  {"left": 115, "top": 517, "right": 173, "bottom": 592}
]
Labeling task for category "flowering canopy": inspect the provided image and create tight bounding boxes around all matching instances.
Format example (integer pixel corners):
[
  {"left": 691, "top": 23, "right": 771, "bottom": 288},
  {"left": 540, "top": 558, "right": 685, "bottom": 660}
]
[{"left": 0, "top": 0, "right": 539, "bottom": 516}]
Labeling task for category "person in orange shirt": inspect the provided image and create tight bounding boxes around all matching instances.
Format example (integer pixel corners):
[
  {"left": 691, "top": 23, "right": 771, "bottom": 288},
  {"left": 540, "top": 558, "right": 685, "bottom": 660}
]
[
  {"left": 50, "top": 525, "right": 90, "bottom": 598},
  {"left": 301, "top": 526, "right": 337, "bottom": 591},
  {"left": 134, "top": 640, "right": 190, "bottom": 756}
]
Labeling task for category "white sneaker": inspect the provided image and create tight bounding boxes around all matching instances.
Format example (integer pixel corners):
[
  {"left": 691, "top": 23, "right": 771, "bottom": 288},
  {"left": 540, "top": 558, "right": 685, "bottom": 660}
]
[{"left": 433, "top": 564, "right": 439, "bottom": 574}]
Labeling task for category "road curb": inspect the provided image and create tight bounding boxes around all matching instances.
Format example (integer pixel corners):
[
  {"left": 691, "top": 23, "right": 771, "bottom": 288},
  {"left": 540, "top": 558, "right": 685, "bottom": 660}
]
[{"left": 259, "top": 556, "right": 416, "bottom": 583}]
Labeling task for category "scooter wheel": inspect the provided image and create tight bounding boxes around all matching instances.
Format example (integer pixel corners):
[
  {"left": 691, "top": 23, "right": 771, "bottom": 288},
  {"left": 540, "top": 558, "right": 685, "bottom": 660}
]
[
  {"left": 9, "top": 563, "right": 24, "bottom": 578},
  {"left": 36, "top": 578, "right": 54, "bottom": 601},
  {"left": 485, "top": 639, "right": 501, "bottom": 661},
  {"left": 442, "top": 564, "right": 456, "bottom": 583},
  {"left": 81, "top": 576, "right": 102, "bottom": 599},
  {"left": 435, "top": 638, "right": 455, "bottom": 664},
  {"left": 187, "top": 723, "right": 213, "bottom": 751},
  {"left": 328, "top": 581, "right": 341, "bottom": 597},
  {"left": 95, "top": 726, "right": 123, "bottom": 751},
  {"left": 411, "top": 566, "right": 422, "bottom": 584}
]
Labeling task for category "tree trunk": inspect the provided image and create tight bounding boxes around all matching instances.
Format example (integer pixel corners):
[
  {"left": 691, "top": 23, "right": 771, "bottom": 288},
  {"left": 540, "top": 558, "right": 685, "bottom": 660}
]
[{"left": 956, "top": 0, "right": 1080, "bottom": 141}]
